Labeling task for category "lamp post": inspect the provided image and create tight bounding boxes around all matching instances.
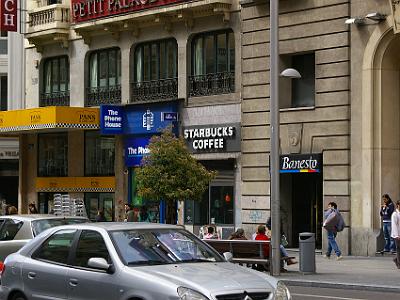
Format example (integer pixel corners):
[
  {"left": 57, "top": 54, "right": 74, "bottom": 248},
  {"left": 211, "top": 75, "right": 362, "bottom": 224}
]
[{"left": 269, "top": 0, "right": 300, "bottom": 276}]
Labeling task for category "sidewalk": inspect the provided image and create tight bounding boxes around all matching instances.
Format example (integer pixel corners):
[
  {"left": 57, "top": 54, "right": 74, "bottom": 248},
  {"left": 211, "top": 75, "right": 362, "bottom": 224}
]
[{"left": 277, "top": 252, "right": 400, "bottom": 292}]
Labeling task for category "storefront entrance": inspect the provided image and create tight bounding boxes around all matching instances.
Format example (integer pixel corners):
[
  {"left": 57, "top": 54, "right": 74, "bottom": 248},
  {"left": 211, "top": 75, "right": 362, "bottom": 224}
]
[
  {"left": 84, "top": 193, "right": 114, "bottom": 221},
  {"left": 280, "top": 154, "right": 323, "bottom": 248}
]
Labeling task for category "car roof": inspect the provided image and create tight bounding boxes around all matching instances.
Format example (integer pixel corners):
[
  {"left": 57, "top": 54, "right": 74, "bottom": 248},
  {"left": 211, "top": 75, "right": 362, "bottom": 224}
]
[
  {"left": 54, "top": 222, "right": 182, "bottom": 232},
  {"left": 0, "top": 214, "right": 88, "bottom": 221}
]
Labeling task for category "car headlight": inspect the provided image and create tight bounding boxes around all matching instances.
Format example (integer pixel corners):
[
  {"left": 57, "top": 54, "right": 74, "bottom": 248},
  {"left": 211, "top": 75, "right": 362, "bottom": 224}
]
[
  {"left": 275, "top": 281, "right": 291, "bottom": 300},
  {"left": 177, "top": 287, "right": 210, "bottom": 300}
]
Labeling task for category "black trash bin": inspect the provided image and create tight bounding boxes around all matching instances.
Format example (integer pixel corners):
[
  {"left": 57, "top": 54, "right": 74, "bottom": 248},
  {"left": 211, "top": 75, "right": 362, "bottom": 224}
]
[{"left": 299, "top": 232, "right": 316, "bottom": 273}]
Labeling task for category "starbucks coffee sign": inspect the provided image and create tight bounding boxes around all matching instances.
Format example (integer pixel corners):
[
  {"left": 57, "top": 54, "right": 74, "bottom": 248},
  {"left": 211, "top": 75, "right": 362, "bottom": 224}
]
[{"left": 183, "top": 123, "right": 241, "bottom": 153}]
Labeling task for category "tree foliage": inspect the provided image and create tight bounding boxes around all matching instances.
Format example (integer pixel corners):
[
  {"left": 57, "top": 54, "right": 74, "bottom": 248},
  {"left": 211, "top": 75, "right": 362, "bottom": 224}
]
[{"left": 136, "top": 127, "right": 217, "bottom": 203}]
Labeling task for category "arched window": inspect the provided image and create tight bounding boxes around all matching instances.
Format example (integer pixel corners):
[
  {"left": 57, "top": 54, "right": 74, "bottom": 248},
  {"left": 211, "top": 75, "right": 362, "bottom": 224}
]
[
  {"left": 131, "top": 39, "right": 177, "bottom": 102},
  {"left": 41, "top": 56, "right": 69, "bottom": 106},
  {"left": 190, "top": 30, "right": 235, "bottom": 97},
  {"left": 87, "top": 48, "right": 121, "bottom": 106}
]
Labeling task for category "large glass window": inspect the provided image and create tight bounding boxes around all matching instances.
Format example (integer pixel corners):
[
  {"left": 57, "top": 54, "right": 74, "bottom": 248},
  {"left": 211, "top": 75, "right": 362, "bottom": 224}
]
[
  {"left": 41, "top": 56, "right": 69, "bottom": 106},
  {"left": 190, "top": 30, "right": 235, "bottom": 97},
  {"left": 85, "top": 131, "right": 115, "bottom": 176},
  {"left": 85, "top": 193, "right": 114, "bottom": 222},
  {"left": 33, "top": 229, "right": 76, "bottom": 265},
  {"left": 185, "top": 185, "right": 234, "bottom": 226},
  {"left": 131, "top": 39, "right": 178, "bottom": 102},
  {"left": 38, "top": 133, "right": 68, "bottom": 177},
  {"left": 87, "top": 48, "right": 121, "bottom": 106}
]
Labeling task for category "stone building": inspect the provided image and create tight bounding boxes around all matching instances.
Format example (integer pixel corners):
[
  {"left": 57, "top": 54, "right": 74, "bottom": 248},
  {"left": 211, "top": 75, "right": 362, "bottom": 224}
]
[{"left": 0, "top": 0, "right": 398, "bottom": 255}]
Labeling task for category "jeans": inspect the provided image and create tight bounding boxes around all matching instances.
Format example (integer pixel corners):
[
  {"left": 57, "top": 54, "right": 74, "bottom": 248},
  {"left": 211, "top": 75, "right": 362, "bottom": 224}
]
[
  {"left": 326, "top": 230, "right": 341, "bottom": 257},
  {"left": 383, "top": 222, "right": 396, "bottom": 252},
  {"left": 280, "top": 244, "right": 289, "bottom": 257}
]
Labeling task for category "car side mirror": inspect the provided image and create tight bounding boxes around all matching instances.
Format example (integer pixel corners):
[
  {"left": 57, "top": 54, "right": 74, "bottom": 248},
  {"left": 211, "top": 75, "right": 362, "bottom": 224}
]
[
  {"left": 223, "top": 252, "right": 233, "bottom": 262},
  {"left": 87, "top": 257, "right": 114, "bottom": 274}
]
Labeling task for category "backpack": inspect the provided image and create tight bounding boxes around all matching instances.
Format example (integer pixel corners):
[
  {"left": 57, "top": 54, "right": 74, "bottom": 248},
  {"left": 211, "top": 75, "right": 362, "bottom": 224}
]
[{"left": 336, "top": 212, "right": 345, "bottom": 232}]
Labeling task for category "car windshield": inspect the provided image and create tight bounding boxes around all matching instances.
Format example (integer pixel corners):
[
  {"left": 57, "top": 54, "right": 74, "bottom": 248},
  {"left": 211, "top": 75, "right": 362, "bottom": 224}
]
[
  {"left": 31, "top": 218, "right": 88, "bottom": 236},
  {"left": 110, "top": 229, "right": 224, "bottom": 266}
]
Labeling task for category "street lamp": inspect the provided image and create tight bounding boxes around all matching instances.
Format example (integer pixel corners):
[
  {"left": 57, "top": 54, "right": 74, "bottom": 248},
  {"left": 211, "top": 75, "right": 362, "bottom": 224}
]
[{"left": 269, "top": 0, "right": 301, "bottom": 276}]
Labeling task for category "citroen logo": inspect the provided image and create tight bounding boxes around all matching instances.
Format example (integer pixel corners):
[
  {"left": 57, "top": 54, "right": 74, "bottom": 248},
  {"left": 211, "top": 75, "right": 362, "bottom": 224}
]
[{"left": 244, "top": 295, "right": 253, "bottom": 300}]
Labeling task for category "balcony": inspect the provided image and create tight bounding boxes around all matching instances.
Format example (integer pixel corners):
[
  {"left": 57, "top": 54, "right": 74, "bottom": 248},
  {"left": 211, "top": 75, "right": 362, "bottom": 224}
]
[
  {"left": 86, "top": 86, "right": 122, "bottom": 107},
  {"left": 189, "top": 72, "right": 235, "bottom": 97},
  {"left": 130, "top": 78, "right": 178, "bottom": 103},
  {"left": 40, "top": 91, "right": 70, "bottom": 107},
  {"left": 26, "top": 4, "right": 71, "bottom": 50}
]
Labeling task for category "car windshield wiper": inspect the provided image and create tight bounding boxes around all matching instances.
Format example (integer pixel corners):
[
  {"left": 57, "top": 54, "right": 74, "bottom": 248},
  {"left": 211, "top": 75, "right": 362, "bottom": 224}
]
[
  {"left": 179, "top": 258, "right": 214, "bottom": 263},
  {"left": 127, "top": 260, "right": 169, "bottom": 266}
]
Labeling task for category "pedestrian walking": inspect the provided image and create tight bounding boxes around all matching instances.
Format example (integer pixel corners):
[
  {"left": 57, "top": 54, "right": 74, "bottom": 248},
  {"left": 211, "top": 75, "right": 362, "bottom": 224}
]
[
  {"left": 124, "top": 203, "right": 135, "bottom": 222},
  {"left": 323, "top": 202, "right": 343, "bottom": 260},
  {"left": 229, "top": 228, "right": 247, "bottom": 240},
  {"left": 95, "top": 209, "right": 107, "bottom": 222},
  {"left": 8, "top": 205, "right": 18, "bottom": 215},
  {"left": 391, "top": 200, "right": 400, "bottom": 269},
  {"left": 28, "top": 203, "right": 38, "bottom": 214},
  {"left": 380, "top": 194, "right": 396, "bottom": 253}
]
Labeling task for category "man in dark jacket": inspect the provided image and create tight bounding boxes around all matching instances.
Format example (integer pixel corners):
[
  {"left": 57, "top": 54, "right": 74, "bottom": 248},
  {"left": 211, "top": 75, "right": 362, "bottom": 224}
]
[{"left": 323, "top": 202, "right": 342, "bottom": 260}]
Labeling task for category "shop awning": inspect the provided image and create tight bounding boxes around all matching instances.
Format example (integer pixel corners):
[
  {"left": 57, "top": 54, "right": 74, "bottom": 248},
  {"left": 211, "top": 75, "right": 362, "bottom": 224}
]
[{"left": 0, "top": 106, "right": 100, "bottom": 135}]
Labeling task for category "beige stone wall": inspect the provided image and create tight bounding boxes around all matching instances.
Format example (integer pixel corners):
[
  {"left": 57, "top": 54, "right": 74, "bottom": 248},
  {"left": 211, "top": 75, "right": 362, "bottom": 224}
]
[{"left": 240, "top": 0, "right": 351, "bottom": 253}]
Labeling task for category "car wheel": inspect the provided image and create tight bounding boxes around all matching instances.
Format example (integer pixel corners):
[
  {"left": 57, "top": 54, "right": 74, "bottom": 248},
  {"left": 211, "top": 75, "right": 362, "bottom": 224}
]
[{"left": 10, "top": 292, "right": 27, "bottom": 300}]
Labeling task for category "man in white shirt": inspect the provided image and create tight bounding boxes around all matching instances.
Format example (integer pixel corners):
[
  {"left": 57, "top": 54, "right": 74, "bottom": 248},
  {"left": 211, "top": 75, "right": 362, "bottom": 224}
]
[{"left": 390, "top": 200, "right": 400, "bottom": 269}]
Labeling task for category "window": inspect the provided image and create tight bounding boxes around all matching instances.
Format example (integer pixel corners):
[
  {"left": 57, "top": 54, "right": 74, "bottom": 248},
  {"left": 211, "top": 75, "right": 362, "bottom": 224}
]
[
  {"left": 131, "top": 39, "right": 178, "bottom": 102},
  {"left": 190, "top": 30, "right": 235, "bottom": 97},
  {"left": 38, "top": 133, "right": 68, "bottom": 177},
  {"left": 41, "top": 56, "right": 70, "bottom": 106},
  {"left": 73, "top": 230, "right": 110, "bottom": 268},
  {"left": 33, "top": 229, "right": 76, "bottom": 265},
  {"left": 85, "top": 131, "right": 115, "bottom": 176},
  {"left": 84, "top": 193, "right": 114, "bottom": 222},
  {"left": 185, "top": 185, "right": 234, "bottom": 225},
  {"left": 0, "top": 219, "right": 23, "bottom": 241},
  {"left": 87, "top": 48, "right": 121, "bottom": 106},
  {"left": 280, "top": 53, "right": 315, "bottom": 108}
]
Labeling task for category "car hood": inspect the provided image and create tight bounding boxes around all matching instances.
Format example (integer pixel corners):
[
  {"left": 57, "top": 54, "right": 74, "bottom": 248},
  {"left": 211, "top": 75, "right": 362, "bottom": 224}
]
[{"left": 131, "top": 262, "right": 276, "bottom": 294}]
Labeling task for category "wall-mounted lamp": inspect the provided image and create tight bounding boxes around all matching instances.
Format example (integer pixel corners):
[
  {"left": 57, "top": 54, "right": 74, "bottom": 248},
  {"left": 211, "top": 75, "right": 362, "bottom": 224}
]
[
  {"left": 280, "top": 68, "right": 301, "bottom": 79},
  {"left": 345, "top": 12, "right": 386, "bottom": 25}
]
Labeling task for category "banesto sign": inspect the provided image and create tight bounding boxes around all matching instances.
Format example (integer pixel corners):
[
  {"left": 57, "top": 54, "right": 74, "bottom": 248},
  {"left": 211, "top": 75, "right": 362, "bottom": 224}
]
[
  {"left": 71, "top": 0, "right": 184, "bottom": 23},
  {"left": 0, "top": 0, "right": 17, "bottom": 32}
]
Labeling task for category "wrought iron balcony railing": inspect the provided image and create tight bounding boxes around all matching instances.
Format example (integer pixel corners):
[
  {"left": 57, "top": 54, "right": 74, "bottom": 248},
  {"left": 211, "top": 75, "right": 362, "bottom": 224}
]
[
  {"left": 189, "top": 72, "right": 235, "bottom": 97},
  {"left": 86, "top": 85, "right": 121, "bottom": 106},
  {"left": 130, "top": 78, "right": 178, "bottom": 103},
  {"left": 40, "top": 91, "right": 70, "bottom": 107}
]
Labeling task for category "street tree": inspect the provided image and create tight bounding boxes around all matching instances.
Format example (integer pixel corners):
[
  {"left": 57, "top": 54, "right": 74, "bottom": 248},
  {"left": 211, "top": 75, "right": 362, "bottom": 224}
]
[{"left": 136, "top": 127, "right": 217, "bottom": 224}]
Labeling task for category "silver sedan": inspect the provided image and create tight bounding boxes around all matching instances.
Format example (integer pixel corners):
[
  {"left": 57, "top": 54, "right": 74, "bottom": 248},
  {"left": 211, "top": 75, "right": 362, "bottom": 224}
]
[
  {"left": 0, "top": 223, "right": 291, "bottom": 300},
  {"left": 0, "top": 215, "right": 89, "bottom": 262}
]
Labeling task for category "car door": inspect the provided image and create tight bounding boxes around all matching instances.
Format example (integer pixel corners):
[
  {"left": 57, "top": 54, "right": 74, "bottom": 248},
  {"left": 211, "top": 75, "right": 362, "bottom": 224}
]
[
  {"left": 22, "top": 229, "right": 77, "bottom": 300},
  {"left": 67, "top": 230, "right": 120, "bottom": 300}
]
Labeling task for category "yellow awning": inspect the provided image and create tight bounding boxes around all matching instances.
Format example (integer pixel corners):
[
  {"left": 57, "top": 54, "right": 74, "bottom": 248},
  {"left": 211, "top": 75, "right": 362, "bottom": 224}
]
[
  {"left": 0, "top": 106, "right": 99, "bottom": 134},
  {"left": 36, "top": 176, "right": 115, "bottom": 192}
]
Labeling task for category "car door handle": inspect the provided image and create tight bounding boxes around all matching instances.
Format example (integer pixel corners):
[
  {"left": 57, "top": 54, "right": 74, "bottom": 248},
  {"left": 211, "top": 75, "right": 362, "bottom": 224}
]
[
  {"left": 27, "top": 272, "right": 36, "bottom": 279},
  {"left": 69, "top": 278, "right": 78, "bottom": 287}
]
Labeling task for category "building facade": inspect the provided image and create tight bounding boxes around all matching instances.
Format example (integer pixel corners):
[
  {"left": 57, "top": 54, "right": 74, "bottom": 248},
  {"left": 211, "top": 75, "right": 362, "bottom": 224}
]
[{"left": 0, "top": 0, "right": 398, "bottom": 255}]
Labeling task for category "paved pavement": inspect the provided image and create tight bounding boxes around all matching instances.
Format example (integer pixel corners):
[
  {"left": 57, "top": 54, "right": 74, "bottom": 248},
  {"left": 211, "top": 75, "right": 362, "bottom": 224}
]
[{"left": 277, "top": 251, "right": 400, "bottom": 292}]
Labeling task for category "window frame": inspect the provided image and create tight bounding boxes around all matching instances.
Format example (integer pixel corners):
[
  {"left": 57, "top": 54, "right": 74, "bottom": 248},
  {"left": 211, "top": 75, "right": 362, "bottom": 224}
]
[
  {"left": 191, "top": 30, "right": 234, "bottom": 76},
  {"left": 88, "top": 47, "right": 121, "bottom": 90},
  {"left": 37, "top": 133, "right": 68, "bottom": 177},
  {"left": 42, "top": 56, "right": 70, "bottom": 96},
  {"left": 84, "top": 131, "right": 116, "bottom": 177},
  {"left": 133, "top": 38, "right": 178, "bottom": 83}
]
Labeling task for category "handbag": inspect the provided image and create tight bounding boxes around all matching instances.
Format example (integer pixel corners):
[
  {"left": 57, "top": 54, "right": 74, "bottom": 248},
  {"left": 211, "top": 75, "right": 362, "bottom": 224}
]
[{"left": 281, "top": 234, "right": 288, "bottom": 247}]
